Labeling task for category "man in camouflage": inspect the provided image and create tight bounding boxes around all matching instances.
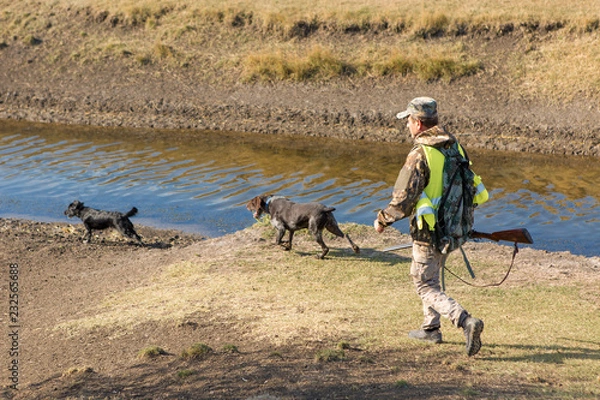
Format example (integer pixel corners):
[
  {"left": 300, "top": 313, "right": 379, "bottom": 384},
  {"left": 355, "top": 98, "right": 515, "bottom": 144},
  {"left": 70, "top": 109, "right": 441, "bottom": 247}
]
[{"left": 374, "top": 97, "right": 484, "bottom": 357}]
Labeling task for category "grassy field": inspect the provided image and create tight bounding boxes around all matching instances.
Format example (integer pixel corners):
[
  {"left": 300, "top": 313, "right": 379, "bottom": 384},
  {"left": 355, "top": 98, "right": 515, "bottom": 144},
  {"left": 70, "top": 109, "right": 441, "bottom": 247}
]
[
  {"left": 51, "top": 223, "right": 600, "bottom": 398},
  {"left": 1, "top": 0, "right": 600, "bottom": 101}
]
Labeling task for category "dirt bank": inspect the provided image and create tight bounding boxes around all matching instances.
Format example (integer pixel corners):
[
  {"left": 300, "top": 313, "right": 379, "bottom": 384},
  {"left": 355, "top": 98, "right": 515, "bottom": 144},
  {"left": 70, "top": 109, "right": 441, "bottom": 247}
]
[
  {"left": 2, "top": 66, "right": 600, "bottom": 157},
  {"left": 1, "top": 27, "right": 600, "bottom": 156}
]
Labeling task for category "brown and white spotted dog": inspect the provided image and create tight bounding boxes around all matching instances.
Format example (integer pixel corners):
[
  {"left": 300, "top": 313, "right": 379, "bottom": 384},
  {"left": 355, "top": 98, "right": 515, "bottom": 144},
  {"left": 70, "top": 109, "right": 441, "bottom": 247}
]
[{"left": 246, "top": 194, "right": 359, "bottom": 259}]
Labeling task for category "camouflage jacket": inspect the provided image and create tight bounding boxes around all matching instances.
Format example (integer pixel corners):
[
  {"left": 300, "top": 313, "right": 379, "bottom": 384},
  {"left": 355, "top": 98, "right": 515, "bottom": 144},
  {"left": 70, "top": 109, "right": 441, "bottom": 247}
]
[{"left": 377, "top": 125, "right": 460, "bottom": 244}]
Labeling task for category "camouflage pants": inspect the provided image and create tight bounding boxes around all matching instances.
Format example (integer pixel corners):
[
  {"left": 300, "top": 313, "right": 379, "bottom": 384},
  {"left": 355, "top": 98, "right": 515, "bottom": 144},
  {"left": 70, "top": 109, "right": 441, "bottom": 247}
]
[{"left": 410, "top": 242, "right": 466, "bottom": 330}]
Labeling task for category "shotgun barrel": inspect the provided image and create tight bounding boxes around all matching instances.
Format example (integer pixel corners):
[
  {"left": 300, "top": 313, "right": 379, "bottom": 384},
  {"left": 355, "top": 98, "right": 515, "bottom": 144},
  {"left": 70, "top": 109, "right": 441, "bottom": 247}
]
[{"left": 381, "top": 243, "right": 413, "bottom": 252}]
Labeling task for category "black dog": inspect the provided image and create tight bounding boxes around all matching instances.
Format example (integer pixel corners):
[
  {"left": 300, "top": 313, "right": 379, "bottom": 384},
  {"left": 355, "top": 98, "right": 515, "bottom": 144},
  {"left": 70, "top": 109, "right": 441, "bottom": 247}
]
[
  {"left": 64, "top": 200, "right": 143, "bottom": 244},
  {"left": 246, "top": 194, "right": 360, "bottom": 259}
]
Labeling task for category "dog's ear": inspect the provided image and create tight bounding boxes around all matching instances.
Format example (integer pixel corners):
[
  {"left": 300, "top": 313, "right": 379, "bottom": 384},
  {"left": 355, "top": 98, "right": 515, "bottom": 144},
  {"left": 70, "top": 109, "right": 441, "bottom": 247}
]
[{"left": 246, "top": 196, "right": 260, "bottom": 211}]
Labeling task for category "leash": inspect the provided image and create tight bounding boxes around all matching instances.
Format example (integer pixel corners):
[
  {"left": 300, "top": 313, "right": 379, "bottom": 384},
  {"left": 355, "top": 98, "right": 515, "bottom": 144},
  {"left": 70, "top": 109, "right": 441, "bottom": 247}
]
[{"left": 444, "top": 242, "right": 519, "bottom": 288}]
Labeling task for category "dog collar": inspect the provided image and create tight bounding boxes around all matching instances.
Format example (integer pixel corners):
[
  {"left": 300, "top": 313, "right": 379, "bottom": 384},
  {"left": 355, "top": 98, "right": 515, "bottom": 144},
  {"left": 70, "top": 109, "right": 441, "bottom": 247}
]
[
  {"left": 266, "top": 196, "right": 285, "bottom": 204},
  {"left": 265, "top": 196, "right": 285, "bottom": 212}
]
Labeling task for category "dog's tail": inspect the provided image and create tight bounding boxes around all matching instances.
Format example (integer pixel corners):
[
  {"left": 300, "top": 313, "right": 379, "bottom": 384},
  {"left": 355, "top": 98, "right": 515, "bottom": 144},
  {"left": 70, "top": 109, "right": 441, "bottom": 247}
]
[{"left": 125, "top": 207, "right": 138, "bottom": 218}]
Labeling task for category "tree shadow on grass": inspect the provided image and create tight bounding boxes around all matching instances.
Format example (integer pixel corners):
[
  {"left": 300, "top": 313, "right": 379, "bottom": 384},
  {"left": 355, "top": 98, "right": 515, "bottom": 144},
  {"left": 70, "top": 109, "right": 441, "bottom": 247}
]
[{"left": 11, "top": 347, "right": 584, "bottom": 400}]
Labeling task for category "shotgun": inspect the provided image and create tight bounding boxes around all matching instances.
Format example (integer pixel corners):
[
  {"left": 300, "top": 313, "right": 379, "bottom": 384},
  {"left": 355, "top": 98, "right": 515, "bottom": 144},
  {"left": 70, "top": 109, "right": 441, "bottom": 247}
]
[
  {"left": 381, "top": 228, "right": 533, "bottom": 252},
  {"left": 381, "top": 243, "right": 413, "bottom": 252},
  {"left": 470, "top": 228, "right": 533, "bottom": 244}
]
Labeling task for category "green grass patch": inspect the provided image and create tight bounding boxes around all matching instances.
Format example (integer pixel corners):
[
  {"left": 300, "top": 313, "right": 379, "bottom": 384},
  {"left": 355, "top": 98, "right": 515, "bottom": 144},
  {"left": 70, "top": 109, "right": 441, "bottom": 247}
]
[
  {"left": 314, "top": 348, "right": 346, "bottom": 362},
  {"left": 180, "top": 343, "right": 213, "bottom": 360},
  {"left": 394, "top": 379, "right": 409, "bottom": 388},
  {"left": 138, "top": 345, "right": 167, "bottom": 359},
  {"left": 177, "top": 369, "right": 196, "bottom": 379},
  {"left": 221, "top": 344, "right": 240, "bottom": 353}
]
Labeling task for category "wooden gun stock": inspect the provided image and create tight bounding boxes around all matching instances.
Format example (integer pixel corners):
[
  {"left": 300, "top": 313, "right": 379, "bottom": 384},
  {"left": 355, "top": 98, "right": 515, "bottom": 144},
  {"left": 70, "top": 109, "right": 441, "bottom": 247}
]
[
  {"left": 382, "top": 228, "right": 533, "bottom": 253},
  {"left": 471, "top": 228, "right": 533, "bottom": 244}
]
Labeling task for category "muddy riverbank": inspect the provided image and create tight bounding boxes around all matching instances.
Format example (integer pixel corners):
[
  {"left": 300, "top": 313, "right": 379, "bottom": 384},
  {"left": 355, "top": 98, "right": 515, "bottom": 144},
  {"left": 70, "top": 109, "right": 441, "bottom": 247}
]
[
  {"left": 1, "top": 31, "right": 600, "bottom": 156},
  {"left": 2, "top": 72, "right": 600, "bottom": 156}
]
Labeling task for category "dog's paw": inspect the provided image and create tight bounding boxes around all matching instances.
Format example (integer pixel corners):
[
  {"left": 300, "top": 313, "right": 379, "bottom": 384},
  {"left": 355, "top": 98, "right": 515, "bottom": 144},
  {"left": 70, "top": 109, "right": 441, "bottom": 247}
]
[
  {"left": 316, "top": 248, "right": 329, "bottom": 259},
  {"left": 277, "top": 241, "right": 292, "bottom": 250}
]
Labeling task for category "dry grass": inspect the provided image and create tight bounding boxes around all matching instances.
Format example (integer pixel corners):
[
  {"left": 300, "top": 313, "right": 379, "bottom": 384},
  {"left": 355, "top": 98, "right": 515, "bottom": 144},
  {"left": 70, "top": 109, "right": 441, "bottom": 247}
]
[
  {"left": 242, "top": 43, "right": 482, "bottom": 82},
  {"left": 242, "top": 45, "right": 353, "bottom": 82},
  {"left": 3, "top": 0, "right": 600, "bottom": 34},
  {"left": 1, "top": 0, "right": 600, "bottom": 99},
  {"left": 24, "top": 0, "right": 600, "bottom": 30},
  {"left": 50, "top": 224, "right": 600, "bottom": 397},
  {"left": 517, "top": 33, "right": 600, "bottom": 101}
]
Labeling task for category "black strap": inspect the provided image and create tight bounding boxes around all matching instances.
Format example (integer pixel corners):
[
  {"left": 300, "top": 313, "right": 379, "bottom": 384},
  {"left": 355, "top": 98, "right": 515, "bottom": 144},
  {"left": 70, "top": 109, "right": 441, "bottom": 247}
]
[{"left": 444, "top": 242, "right": 519, "bottom": 288}]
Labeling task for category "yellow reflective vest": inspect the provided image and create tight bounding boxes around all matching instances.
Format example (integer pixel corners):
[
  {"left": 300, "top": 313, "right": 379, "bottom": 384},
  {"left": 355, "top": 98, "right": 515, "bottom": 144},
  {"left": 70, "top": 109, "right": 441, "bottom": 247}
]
[{"left": 415, "top": 144, "right": 489, "bottom": 231}]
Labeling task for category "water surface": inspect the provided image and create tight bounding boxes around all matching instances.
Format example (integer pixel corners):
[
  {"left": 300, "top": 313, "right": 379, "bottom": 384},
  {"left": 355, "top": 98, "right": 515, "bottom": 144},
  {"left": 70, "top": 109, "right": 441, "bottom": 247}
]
[{"left": 0, "top": 120, "right": 598, "bottom": 256}]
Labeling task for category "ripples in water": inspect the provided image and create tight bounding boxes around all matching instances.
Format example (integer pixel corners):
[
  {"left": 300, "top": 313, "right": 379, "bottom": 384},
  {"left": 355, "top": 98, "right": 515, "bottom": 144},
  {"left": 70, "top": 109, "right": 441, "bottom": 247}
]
[{"left": 0, "top": 120, "right": 598, "bottom": 256}]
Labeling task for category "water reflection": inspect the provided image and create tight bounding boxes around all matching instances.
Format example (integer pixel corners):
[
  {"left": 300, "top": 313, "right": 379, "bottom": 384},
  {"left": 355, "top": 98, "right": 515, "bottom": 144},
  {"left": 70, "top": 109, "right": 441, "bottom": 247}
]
[{"left": 0, "top": 119, "right": 598, "bottom": 256}]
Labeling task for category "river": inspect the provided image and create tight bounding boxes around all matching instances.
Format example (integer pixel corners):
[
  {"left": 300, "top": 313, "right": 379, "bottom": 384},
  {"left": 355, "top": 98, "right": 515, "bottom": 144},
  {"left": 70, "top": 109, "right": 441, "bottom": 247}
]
[{"left": 0, "top": 119, "right": 598, "bottom": 257}]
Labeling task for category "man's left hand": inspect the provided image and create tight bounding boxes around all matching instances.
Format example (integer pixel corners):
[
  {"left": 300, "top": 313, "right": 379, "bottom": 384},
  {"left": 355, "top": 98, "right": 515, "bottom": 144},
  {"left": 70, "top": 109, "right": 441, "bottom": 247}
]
[{"left": 374, "top": 219, "right": 385, "bottom": 233}]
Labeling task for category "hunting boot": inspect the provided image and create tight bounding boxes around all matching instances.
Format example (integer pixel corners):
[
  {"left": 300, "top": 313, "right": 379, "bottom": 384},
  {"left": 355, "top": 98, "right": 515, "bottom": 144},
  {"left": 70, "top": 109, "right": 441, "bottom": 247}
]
[
  {"left": 408, "top": 328, "right": 442, "bottom": 344},
  {"left": 462, "top": 316, "right": 484, "bottom": 356}
]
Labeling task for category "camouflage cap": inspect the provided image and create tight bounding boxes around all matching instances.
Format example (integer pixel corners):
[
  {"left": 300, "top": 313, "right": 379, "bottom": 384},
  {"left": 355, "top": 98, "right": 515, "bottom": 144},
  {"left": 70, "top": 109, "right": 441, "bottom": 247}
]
[{"left": 396, "top": 97, "right": 438, "bottom": 120}]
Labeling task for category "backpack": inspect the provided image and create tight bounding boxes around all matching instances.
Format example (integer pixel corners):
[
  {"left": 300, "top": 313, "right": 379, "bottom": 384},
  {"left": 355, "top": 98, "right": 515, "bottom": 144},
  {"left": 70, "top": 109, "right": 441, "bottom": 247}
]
[{"left": 434, "top": 143, "right": 476, "bottom": 254}]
